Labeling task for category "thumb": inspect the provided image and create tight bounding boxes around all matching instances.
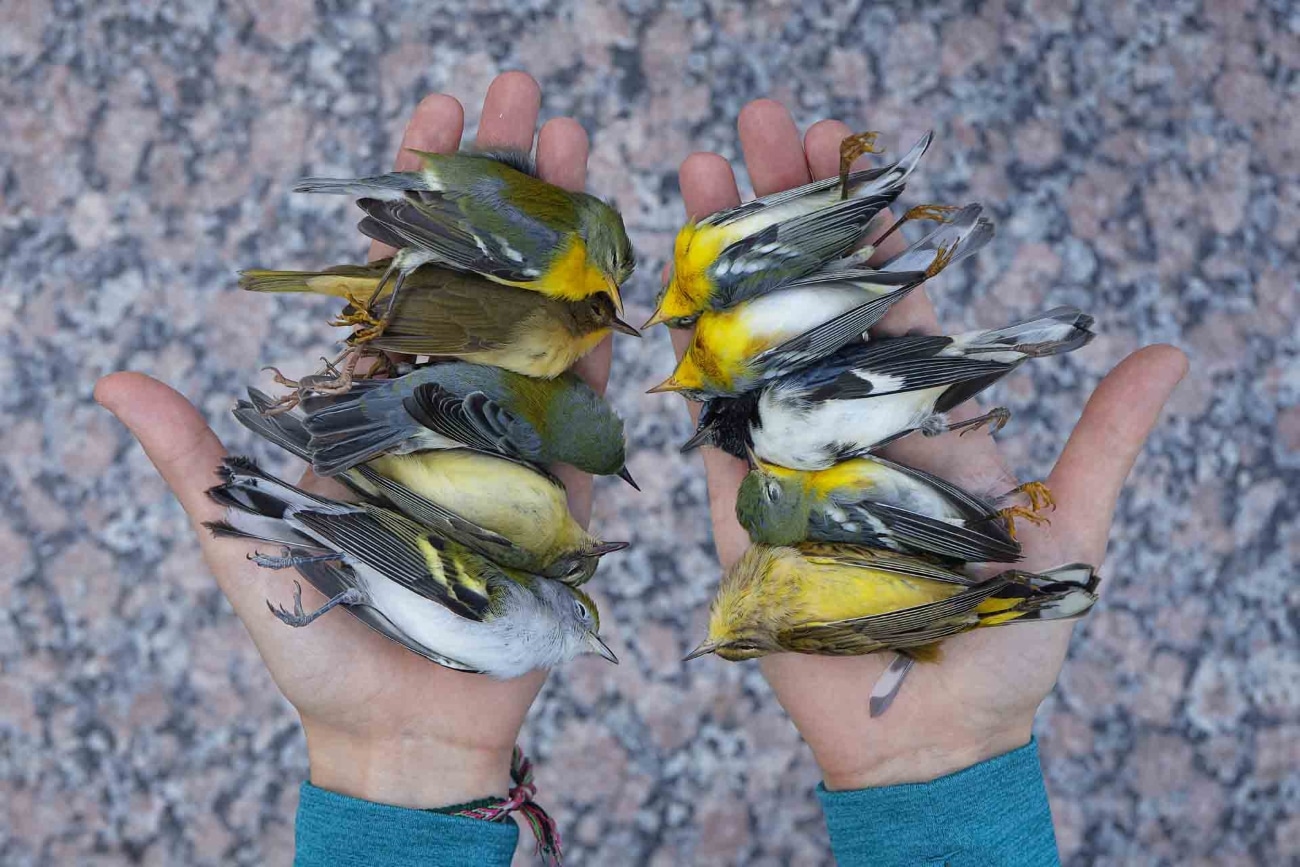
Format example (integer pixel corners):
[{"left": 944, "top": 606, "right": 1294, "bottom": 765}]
[
  {"left": 94, "top": 372, "right": 228, "bottom": 524},
  {"left": 1046, "top": 344, "right": 1189, "bottom": 564}
]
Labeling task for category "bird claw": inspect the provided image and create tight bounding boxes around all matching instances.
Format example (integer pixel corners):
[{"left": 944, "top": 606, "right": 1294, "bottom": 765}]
[
  {"left": 996, "top": 505, "right": 1052, "bottom": 541},
  {"left": 951, "top": 407, "right": 1011, "bottom": 437},
  {"left": 1009, "top": 481, "right": 1056, "bottom": 513},
  {"left": 839, "top": 131, "right": 884, "bottom": 198},
  {"left": 268, "top": 580, "right": 311, "bottom": 626}
]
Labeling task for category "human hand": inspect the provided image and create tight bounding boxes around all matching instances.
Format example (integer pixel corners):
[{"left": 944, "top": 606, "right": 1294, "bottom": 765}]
[
  {"left": 670, "top": 99, "right": 1188, "bottom": 790},
  {"left": 94, "top": 71, "right": 610, "bottom": 809}
]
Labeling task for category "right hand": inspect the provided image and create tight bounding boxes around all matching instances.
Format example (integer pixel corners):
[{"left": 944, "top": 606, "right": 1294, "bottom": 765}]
[{"left": 670, "top": 98, "right": 1188, "bottom": 790}]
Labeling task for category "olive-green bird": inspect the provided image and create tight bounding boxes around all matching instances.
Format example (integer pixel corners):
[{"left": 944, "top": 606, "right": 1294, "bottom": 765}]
[
  {"left": 205, "top": 456, "right": 617, "bottom": 678},
  {"left": 294, "top": 148, "right": 635, "bottom": 323},
  {"left": 239, "top": 260, "right": 639, "bottom": 380},
  {"left": 687, "top": 543, "right": 1099, "bottom": 715},
  {"left": 234, "top": 389, "right": 626, "bottom": 585}
]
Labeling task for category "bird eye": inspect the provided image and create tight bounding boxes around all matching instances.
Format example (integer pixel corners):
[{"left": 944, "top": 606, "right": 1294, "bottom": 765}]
[
  {"left": 572, "top": 598, "right": 590, "bottom": 622},
  {"left": 765, "top": 482, "right": 781, "bottom": 502}
]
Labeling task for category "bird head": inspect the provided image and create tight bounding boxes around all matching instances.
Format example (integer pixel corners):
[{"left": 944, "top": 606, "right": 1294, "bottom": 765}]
[
  {"left": 684, "top": 546, "right": 786, "bottom": 662},
  {"left": 644, "top": 224, "right": 707, "bottom": 328},
  {"left": 545, "top": 379, "right": 629, "bottom": 478},
  {"left": 679, "top": 395, "right": 756, "bottom": 460},
  {"left": 562, "top": 585, "right": 618, "bottom": 664},
  {"left": 646, "top": 353, "right": 709, "bottom": 399},
  {"left": 578, "top": 196, "right": 635, "bottom": 312},
  {"left": 734, "top": 464, "right": 810, "bottom": 546},
  {"left": 574, "top": 293, "right": 640, "bottom": 337}
]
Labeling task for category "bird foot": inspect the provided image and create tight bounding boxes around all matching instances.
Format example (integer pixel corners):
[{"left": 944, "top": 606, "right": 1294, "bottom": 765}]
[
  {"left": 839, "top": 131, "right": 884, "bottom": 198},
  {"left": 1007, "top": 480, "right": 1056, "bottom": 513},
  {"left": 996, "top": 505, "right": 1052, "bottom": 541},
  {"left": 250, "top": 548, "right": 342, "bottom": 570},
  {"left": 950, "top": 407, "right": 1011, "bottom": 436},
  {"left": 267, "top": 580, "right": 362, "bottom": 627}
]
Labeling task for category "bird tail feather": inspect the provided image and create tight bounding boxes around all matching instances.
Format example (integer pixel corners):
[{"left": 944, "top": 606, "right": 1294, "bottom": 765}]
[
  {"left": 959, "top": 307, "right": 1095, "bottom": 358},
  {"left": 979, "top": 563, "right": 1100, "bottom": 626},
  {"left": 293, "top": 172, "right": 426, "bottom": 197},
  {"left": 300, "top": 386, "right": 415, "bottom": 477}
]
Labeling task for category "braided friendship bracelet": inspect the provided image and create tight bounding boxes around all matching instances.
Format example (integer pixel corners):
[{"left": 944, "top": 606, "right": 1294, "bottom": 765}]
[{"left": 443, "top": 747, "right": 563, "bottom": 865}]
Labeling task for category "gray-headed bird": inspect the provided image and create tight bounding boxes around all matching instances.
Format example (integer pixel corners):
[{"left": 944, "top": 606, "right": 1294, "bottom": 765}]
[{"left": 205, "top": 457, "right": 617, "bottom": 678}]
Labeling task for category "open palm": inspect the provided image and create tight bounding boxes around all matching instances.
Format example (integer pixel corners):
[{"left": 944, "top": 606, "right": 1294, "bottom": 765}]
[
  {"left": 670, "top": 100, "right": 1188, "bottom": 789},
  {"left": 94, "top": 72, "right": 610, "bottom": 808}
]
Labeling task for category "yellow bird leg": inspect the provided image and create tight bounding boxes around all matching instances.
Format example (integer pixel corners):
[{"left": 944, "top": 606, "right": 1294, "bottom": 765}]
[
  {"left": 874, "top": 203, "right": 962, "bottom": 248},
  {"left": 839, "top": 131, "right": 884, "bottom": 199},
  {"left": 996, "top": 505, "right": 1052, "bottom": 541},
  {"left": 1009, "top": 481, "right": 1056, "bottom": 513}
]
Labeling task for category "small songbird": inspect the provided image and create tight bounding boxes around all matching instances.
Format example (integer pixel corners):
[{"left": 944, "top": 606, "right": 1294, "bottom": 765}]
[
  {"left": 239, "top": 260, "right": 639, "bottom": 379},
  {"left": 205, "top": 457, "right": 618, "bottom": 678},
  {"left": 234, "top": 390, "right": 626, "bottom": 585},
  {"left": 292, "top": 361, "right": 638, "bottom": 487},
  {"left": 294, "top": 149, "right": 635, "bottom": 324},
  {"left": 650, "top": 204, "right": 995, "bottom": 397},
  {"left": 645, "top": 131, "right": 932, "bottom": 328},
  {"left": 685, "top": 543, "right": 1099, "bottom": 714},
  {"left": 733, "top": 454, "right": 1057, "bottom": 562},
  {"left": 684, "top": 307, "right": 1096, "bottom": 469}
]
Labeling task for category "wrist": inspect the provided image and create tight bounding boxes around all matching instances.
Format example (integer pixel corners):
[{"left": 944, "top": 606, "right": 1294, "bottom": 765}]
[
  {"left": 818, "top": 723, "right": 1033, "bottom": 791},
  {"left": 303, "top": 721, "right": 516, "bottom": 809}
]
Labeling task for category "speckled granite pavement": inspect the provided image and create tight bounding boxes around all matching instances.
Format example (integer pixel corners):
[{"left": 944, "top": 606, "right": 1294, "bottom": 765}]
[{"left": 2, "top": 1, "right": 1298, "bottom": 864}]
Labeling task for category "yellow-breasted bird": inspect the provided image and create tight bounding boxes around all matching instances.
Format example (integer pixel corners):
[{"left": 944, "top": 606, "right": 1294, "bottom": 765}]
[
  {"left": 239, "top": 260, "right": 639, "bottom": 380},
  {"left": 645, "top": 132, "right": 932, "bottom": 328},
  {"left": 234, "top": 390, "right": 626, "bottom": 585},
  {"left": 682, "top": 307, "right": 1096, "bottom": 466},
  {"left": 294, "top": 149, "right": 635, "bottom": 325},
  {"left": 205, "top": 457, "right": 617, "bottom": 678},
  {"left": 686, "top": 543, "right": 1098, "bottom": 714},
  {"left": 651, "top": 204, "right": 994, "bottom": 397},
  {"left": 734, "top": 454, "right": 1047, "bottom": 562}
]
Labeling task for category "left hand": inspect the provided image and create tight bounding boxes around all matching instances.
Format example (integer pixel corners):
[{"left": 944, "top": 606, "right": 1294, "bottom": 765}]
[{"left": 94, "top": 71, "right": 609, "bottom": 809}]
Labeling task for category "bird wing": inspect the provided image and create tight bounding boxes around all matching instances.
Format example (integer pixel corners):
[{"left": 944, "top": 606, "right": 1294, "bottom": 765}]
[
  {"left": 350, "top": 464, "right": 541, "bottom": 570},
  {"left": 799, "top": 343, "right": 1010, "bottom": 402},
  {"left": 856, "top": 502, "right": 1022, "bottom": 563},
  {"left": 363, "top": 274, "right": 541, "bottom": 356},
  {"left": 356, "top": 194, "right": 562, "bottom": 284},
  {"left": 291, "top": 507, "right": 491, "bottom": 620},
  {"left": 711, "top": 192, "right": 901, "bottom": 309},
  {"left": 778, "top": 579, "right": 1008, "bottom": 654},
  {"left": 401, "top": 382, "right": 543, "bottom": 465},
  {"left": 749, "top": 283, "right": 921, "bottom": 378},
  {"left": 294, "top": 559, "right": 481, "bottom": 671}
]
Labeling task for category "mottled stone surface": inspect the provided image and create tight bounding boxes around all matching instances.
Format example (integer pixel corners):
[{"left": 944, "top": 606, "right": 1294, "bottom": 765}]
[{"left": 2, "top": 1, "right": 1297, "bottom": 864}]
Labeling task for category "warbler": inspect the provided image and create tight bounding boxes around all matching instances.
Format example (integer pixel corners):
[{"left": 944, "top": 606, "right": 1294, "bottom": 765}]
[
  {"left": 646, "top": 131, "right": 932, "bottom": 328},
  {"left": 733, "top": 454, "right": 1063, "bottom": 562},
  {"left": 239, "top": 260, "right": 639, "bottom": 379},
  {"left": 686, "top": 543, "right": 1098, "bottom": 714},
  {"left": 684, "top": 307, "right": 1096, "bottom": 469},
  {"left": 650, "top": 204, "right": 995, "bottom": 397},
  {"left": 294, "top": 148, "right": 635, "bottom": 324},
  {"left": 290, "top": 361, "right": 637, "bottom": 487},
  {"left": 205, "top": 457, "right": 618, "bottom": 678},
  {"left": 234, "top": 390, "right": 626, "bottom": 585}
]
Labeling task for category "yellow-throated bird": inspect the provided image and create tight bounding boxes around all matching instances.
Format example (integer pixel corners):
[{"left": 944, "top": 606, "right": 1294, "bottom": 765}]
[
  {"left": 294, "top": 149, "right": 635, "bottom": 325},
  {"left": 651, "top": 204, "right": 994, "bottom": 397},
  {"left": 686, "top": 543, "right": 1098, "bottom": 714},
  {"left": 240, "top": 259, "right": 638, "bottom": 380},
  {"left": 291, "top": 361, "right": 637, "bottom": 488},
  {"left": 234, "top": 390, "right": 626, "bottom": 585},
  {"left": 646, "top": 132, "right": 932, "bottom": 328},
  {"left": 734, "top": 454, "right": 1060, "bottom": 560},
  {"left": 683, "top": 308, "right": 1096, "bottom": 467},
  {"left": 206, "top": 456, "right": 617, "bottom": 677}
]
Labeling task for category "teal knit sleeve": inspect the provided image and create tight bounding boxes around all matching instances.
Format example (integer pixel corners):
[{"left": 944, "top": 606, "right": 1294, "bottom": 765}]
[
  {"left": 815, "top": 738, "right": 1059, "bottom": 866},
  {"left": 294, "top": 782, "right": 519, "bottom": 867}
]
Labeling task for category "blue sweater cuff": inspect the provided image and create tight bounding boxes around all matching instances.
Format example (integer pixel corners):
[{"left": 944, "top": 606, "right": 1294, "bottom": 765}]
[
  {"left": 816, "top": 738, "right": 1059, "bottom": 867},
  {"left": 294, "top": 782, "right": 519, "bottom": 867}
]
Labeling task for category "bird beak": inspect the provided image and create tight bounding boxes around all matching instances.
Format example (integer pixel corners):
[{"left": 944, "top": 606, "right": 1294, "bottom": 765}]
[
  {"left": 616, "top": 466, "right": 640, "bottom": 490},
  {"left": 646, "top": 375, "right": 681, "bottom": 394},
  {"left": 679, "top": 419, "right": 718, "bottom": 453},
  {"left": 606, "top": 281, "right": 625, "bottom": 315},
  {"left": 744, "top": 445, "right": 761, "bottom": 468},
  {"left": 642, "top": 307, "right": 670, "bottom": 329},
  {"left": 682, "top": 639, "right": 718, "bottom": 661},
  {"left": 610, "top": 317, "right": 641, "bottom": 337},
  {"left": 588, "top": 633, "right": 619, "bottom": 664},
  {"left": 587, "top": 540, "right": 630, "bottom": 557}
]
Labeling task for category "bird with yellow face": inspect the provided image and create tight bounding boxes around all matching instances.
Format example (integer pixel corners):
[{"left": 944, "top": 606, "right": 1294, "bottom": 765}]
[{"left": 687, "top": 544, "right": 1098, "bottom": 715}]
